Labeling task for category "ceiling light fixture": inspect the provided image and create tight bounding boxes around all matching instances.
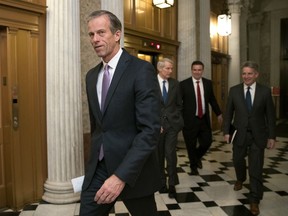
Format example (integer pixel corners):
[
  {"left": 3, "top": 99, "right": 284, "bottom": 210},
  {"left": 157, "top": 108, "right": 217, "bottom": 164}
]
[
  {"left": 217, "top": 0, "right": 232, "bottom": 36},
  {"left": 153, "top": 0, "right": 174, "bottom": 9}
]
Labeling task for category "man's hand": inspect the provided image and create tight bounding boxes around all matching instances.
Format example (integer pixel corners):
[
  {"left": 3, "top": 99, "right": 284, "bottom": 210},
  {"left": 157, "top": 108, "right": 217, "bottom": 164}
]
[
  {"left": 94, "top": 174, "right": 125, "bottom": 204},
  {"left": 267, "top": 139, "right": 276, "bottom": 149},
  {"left": 224, "top": 134, "right": 230, "bottom": 144},
  {"left": 217, "top": 114, "right": 223, "bottom": 126}
]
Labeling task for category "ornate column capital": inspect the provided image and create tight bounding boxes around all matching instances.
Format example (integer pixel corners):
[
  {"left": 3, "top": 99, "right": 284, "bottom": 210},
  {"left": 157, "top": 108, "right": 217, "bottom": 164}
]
[{"left": 227, "top": 0, "right": 242, "bottom": 14}]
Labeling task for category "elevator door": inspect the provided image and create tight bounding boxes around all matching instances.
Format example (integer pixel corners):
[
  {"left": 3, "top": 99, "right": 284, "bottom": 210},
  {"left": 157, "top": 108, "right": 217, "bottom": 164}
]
[{"left": 0, "top": 27, "right": 45, "bottom": 210}]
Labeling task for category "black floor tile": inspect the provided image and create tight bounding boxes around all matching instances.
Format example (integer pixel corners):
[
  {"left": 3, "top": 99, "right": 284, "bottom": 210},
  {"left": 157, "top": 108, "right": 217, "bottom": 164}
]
[
  {"left": 175, "top": 192, "right": 201, "bottom": 203},
  {"left": 0, "top": 213, "right": 20, "bottom": 216},
  {"left": 201, "top": 174, "right": 225, "bottom": 182},
  {"left": 158, "top": 211, "right": 172, "bottom": 216},
  {"left": 221, "top": 205, "right": 251, "bottom": 216},
  {"left": 165, "top": 203, "right": 180, "bottom": 210},
  {"left": 203, "top": 201, "right": 218, "bottom": 207}
]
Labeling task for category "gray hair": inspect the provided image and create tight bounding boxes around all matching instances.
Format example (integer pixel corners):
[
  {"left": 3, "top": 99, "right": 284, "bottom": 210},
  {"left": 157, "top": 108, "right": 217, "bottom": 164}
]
[
  {"left": 241, "top": 61, "right": 259, "bottom": 72},
  {"left": 157, "top": 58, "right": 174, "bottom": 71}
]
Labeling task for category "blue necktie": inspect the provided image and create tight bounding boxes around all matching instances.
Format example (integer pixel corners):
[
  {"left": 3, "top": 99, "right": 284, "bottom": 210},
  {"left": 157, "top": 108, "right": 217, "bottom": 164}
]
[
  {"left": 162, "top": 80, "right": 168, "bottom": 103},
  {"left": 246, "top": 86, "right": 252, "bottom": 112}
]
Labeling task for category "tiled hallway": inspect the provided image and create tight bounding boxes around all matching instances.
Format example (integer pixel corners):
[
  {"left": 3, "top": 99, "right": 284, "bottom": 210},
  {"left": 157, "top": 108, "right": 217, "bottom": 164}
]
[{"left": 1, "top": 122, "right": 288, "bottom": 216}]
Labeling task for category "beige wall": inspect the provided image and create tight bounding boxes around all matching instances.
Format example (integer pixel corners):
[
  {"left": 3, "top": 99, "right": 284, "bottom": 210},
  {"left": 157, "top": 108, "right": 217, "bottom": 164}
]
[{"left": 80, "top": 0, "right": 101, "bottom": 133}]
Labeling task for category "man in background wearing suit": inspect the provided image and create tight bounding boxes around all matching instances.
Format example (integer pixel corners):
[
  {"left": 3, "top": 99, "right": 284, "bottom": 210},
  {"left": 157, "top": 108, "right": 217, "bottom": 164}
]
[
  {"left": 223, "top": 61, "right": 276, "bottom": 216},
  {"left": 156, "top": 58, "right": 184, "bottom": 198},
  {"left": 80, "top": 10, "right": 161, "bottom": 216},
  {"left": 180, "top": 61, "right": 223, "bottom": 175}
]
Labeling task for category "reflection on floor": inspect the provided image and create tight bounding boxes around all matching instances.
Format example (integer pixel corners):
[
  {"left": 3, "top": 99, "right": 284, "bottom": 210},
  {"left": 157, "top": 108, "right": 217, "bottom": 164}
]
[{"left": 1, "top": 131, "right": 288, "bottom": 216}]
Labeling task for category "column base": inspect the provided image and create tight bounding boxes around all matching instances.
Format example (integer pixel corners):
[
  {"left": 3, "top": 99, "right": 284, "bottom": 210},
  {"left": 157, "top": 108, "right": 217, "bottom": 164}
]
[{"left": 42, "top": 180, "right": 80, "bottom": 204}]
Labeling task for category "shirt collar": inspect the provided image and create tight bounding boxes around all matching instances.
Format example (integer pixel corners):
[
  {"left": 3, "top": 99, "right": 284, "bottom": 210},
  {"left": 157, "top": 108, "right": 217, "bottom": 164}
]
[
  {"left": 192, "top": 77, "right": 202, "bottom": 83},
  {"left": 244, "top": 82, "right": 256, "bottom": 90},
  {"left": 158, "top": 74, "right": 167, "bottom": 82},
  {"left": 102, "top": 48, "right": 123, "bottom": 70}
]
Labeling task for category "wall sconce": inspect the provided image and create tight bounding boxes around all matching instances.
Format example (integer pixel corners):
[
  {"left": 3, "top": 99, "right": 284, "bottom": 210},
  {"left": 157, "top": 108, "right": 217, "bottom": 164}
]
[
  {"left": 217, "top": 1, "right": 231, "bottom": 36},
  {"left": 153, "top": 0, "right": 174, "bottom": 9}
]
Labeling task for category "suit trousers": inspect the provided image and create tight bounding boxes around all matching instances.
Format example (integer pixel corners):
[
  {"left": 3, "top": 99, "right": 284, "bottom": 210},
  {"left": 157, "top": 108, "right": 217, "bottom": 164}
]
[
  {"left": 158, "top": 127, "right": 179, "bottom": 187},
  {"left": 232, "top": 131, "right": 265, "bottom": 203},
  {"left": 182, "top": 117, "right": 212, "bottom": 168},
  {"left": 80, "top": 159, "right": 158, "bottom": 216}
]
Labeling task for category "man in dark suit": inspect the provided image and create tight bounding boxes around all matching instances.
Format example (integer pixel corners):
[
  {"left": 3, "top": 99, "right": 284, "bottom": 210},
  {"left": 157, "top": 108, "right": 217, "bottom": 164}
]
[
  {"left": 180, "top": 60, "right": 222, "bottom": 175},
  {"left": 223, "top": 61, "right": 276, "bottom": 216},
  {"left": 156, "top": 58, "right": 183, "bottom": 198},
  {"left": 80, "top": 10, "right": 161, "bottom": 216}
]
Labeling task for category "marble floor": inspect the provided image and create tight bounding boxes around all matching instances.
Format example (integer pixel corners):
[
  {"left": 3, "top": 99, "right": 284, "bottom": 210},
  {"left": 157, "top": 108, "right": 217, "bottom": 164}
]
[{"left": 1, "top": 129, "right": 288, "bottom": 216}]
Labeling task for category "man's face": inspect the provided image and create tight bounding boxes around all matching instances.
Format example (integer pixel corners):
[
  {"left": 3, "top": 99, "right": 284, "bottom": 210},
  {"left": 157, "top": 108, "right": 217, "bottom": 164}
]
[
  {"left": 158, "top": 61, "right": 173, "bottom": 80},
  {"left": 242, "top": 66, "right": 259, "bottom": 86},
  {"left": 88, "top": 15, "right": 121, "bottom": 62},
  {"left": 191, "top": 64, "right": 204, "bottom": 80}
]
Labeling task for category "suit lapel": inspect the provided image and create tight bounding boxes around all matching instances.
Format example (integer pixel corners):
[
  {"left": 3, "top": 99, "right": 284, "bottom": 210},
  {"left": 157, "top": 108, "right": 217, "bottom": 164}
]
[
  {"left": 239, "top": 83, "right": 251, "bottom": 113},
  {"left": 101, "top": 50, "right": 130, "bottom": 114},
  {"left": 202, "top": 79, "right": 207, "bottom": 104},
  {"left": 86, "top": 64, "right": 102, "bottom": 120},
  {"left": 189, "top": 78, "right": 196, "bottom": 99},
  {"left": 158, "top": 82, "right": 164, "bottom": 105},
  {"left": 251, "top": 83, "right": 261, "bottom": 113},
  {"left": 166, "top": 78, "right": 175, "bottom": 104}
]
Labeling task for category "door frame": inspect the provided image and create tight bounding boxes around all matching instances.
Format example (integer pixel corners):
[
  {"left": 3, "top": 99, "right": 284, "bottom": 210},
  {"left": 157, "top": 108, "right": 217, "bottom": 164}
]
[{"left": 0, "top": 1, "right": 47, "bottom": 210}]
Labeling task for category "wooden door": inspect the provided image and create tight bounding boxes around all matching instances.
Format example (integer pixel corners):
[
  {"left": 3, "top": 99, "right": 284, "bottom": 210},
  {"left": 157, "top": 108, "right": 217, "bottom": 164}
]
[
  {"left": 0, "top": 26, "right": 46, "bottom": 210},
  {"left": 211, "top": 54, "right": 229, "bottom": 131},
  {"left": 0, "top": 26, "right": 8, "bottom": 209}
]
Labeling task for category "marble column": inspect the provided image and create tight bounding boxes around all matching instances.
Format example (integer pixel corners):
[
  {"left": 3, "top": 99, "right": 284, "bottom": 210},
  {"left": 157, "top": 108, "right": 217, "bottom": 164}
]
[
  {"left": 43, "top": 0, "right": 84, "bottom": 204},
  {"left": 177, "top": 0, "right": 196, "bottom": 144},
  {"left": 198, "top": 0, "right": 212, "bottom": 79},
  {"left": 177, "top": 0, "right": 197, "bottom": 81},
  {"left": 228, "top": 0, "right": 242, "bottom": 88},
  {"left": 101, "top": 0, "right": 124, "bottom": 47}
]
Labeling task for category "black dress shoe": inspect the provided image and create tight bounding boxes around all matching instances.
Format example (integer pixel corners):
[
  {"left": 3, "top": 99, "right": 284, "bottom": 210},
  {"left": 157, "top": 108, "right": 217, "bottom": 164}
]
[
  {"left": 197, "top": 160, "right": 203, "bottom": 169},
  {"left": 159, "top": 185, "right": 168, "bottom": 193},
  {"left": 190, "top": 167, "right": 199, "bottom": 175},
  {"left": 233, "top": 181, "right": 243, "bottom": 191},
  {"left": 168, "top": 185, "right": 176, "bottom": 198},
  {"left": 250, "top": 203, "right": 260, "bottom": 215}
]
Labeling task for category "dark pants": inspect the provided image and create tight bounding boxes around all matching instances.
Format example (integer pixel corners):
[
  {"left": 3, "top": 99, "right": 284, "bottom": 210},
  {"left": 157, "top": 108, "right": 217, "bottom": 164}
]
[
  {"left": 80, "top": 160, "right": 158, "bottom": 216},
  {"left": 233, "top": 131, "right": 265, "bottom": 203},
  {"left": 182, "top": 117, "right": 212, "bottom": 169},
  {"left": 158, "top": 127, "right": 179, "bottom": 187}
]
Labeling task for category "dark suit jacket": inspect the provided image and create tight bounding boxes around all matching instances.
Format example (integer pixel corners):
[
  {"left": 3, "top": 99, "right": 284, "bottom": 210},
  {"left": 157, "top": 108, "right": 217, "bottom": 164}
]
[
  {"left": 223, "top": 83, "right": 276, "bottom": 148},
  {"left": 160, "top": 78, "right": 184, "bottom": 132},
  {"left": 83, "top": 49, "right": 161, "bottom": 199},
  {"left": 180, "top": 77, "right": 222, "bottom": 129}
]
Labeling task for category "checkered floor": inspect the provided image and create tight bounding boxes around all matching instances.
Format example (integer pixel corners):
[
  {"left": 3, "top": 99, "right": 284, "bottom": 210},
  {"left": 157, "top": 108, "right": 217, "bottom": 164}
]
[{"left": 1, "top": 131, "right": 288, "bottom": 216}]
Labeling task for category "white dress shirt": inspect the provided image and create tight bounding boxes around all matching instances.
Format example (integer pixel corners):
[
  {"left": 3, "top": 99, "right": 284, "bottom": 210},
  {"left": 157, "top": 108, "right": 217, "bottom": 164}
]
[
  {"left": 192, "top": 77, "right": 205, "bottom": 116},
  {"left": 97, "top": 48, "right": 123, "bottom": 107}
]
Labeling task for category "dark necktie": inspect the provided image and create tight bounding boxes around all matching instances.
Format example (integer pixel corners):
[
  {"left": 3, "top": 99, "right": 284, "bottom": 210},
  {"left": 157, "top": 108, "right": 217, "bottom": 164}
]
[
  {"left": 162, "top": 80, "right": 168, "bottom": 103},
  {"left": 196, "top": 81, "right": 203, "bottom": 118},
  {"left": 246, "top": 86, "right": 252, "bottom": 112},
  {"left": 99, "top": 64, "right": 111, "bottom": 160}
]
